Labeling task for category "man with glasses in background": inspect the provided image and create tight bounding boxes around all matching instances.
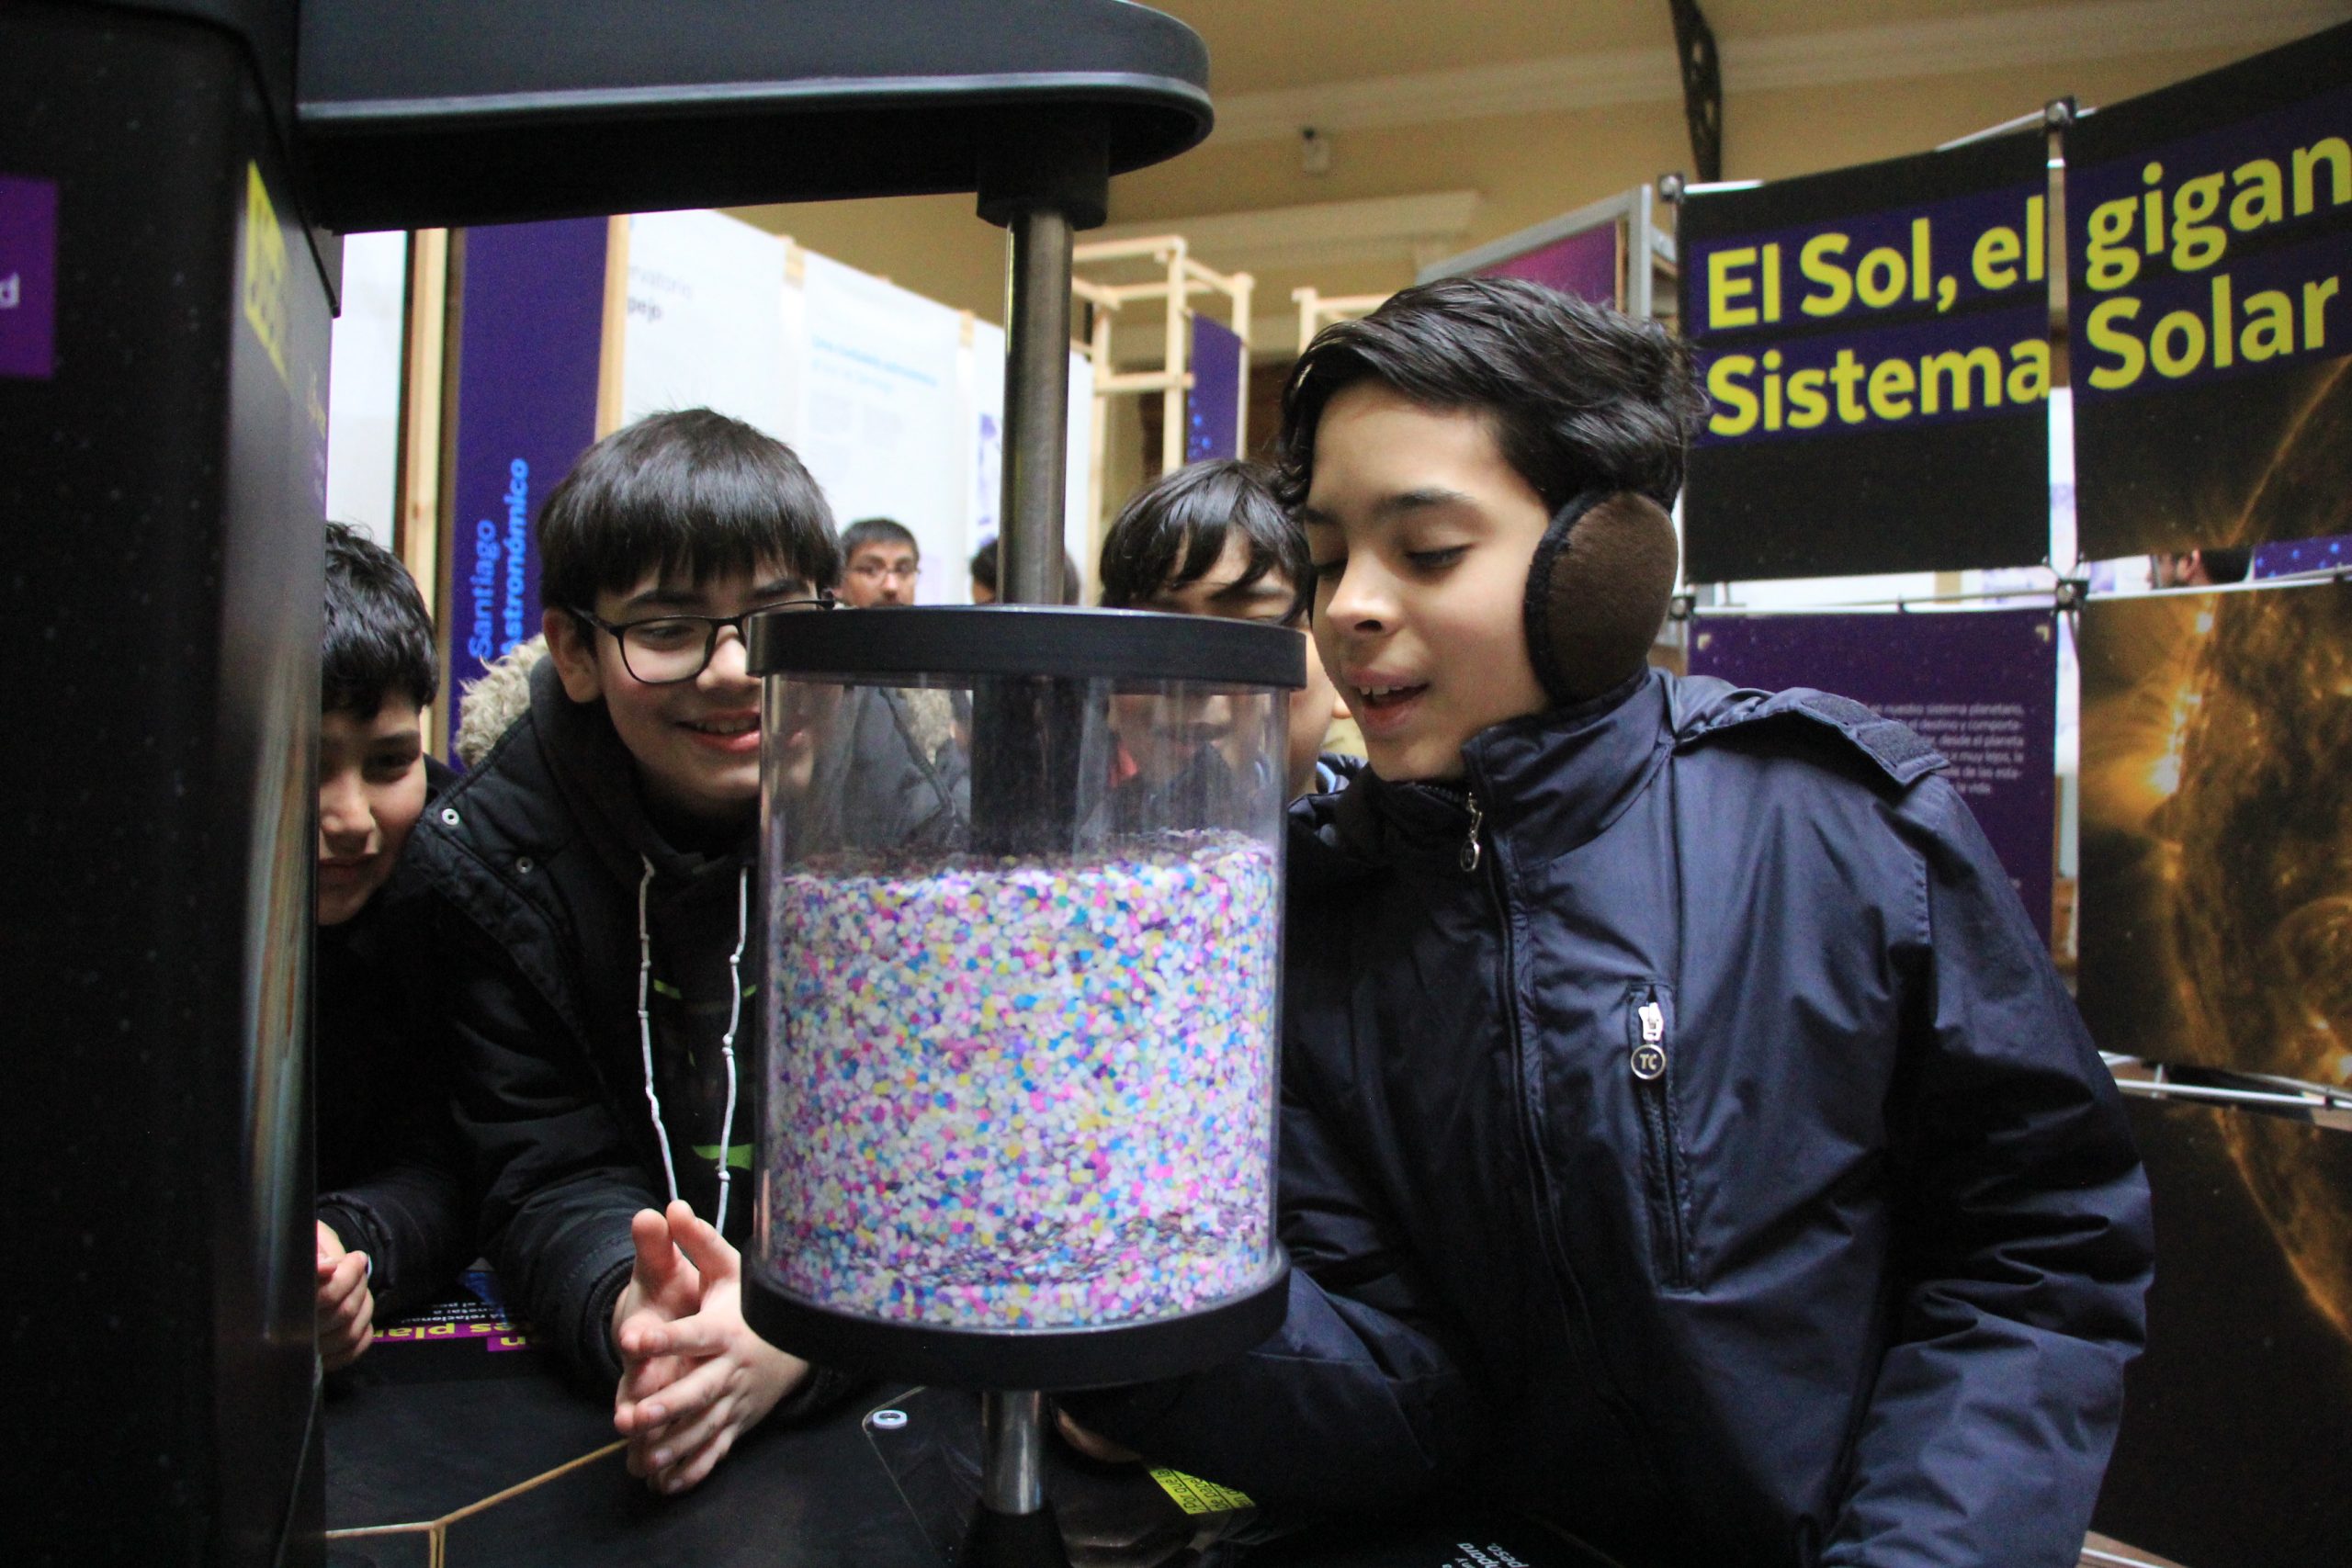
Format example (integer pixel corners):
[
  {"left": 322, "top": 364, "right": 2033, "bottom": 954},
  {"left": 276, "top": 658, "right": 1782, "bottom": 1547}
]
[{"left": 837, "top": 516, "right": 922, "bottom": 606}]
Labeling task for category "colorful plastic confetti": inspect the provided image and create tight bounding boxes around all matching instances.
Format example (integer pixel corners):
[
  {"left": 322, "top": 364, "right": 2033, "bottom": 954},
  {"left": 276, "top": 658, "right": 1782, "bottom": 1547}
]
[{"left": 763, "top": 833, "right": 1281, "bottom": 1329}]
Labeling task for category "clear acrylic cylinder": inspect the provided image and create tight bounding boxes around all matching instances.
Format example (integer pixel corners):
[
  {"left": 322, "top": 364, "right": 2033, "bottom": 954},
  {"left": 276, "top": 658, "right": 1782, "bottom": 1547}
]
[{"left": 745, "top": 607, "right": 1302, "bottom": 1389}]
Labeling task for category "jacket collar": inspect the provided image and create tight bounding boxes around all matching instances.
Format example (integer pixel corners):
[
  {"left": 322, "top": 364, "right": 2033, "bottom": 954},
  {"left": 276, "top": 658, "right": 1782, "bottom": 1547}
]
[
  {"left": 1337, "top": 667, "right": 1672, "bottom": 871},
  {"left": 527, "top": 659, "right": 752, "bottom": 892}
]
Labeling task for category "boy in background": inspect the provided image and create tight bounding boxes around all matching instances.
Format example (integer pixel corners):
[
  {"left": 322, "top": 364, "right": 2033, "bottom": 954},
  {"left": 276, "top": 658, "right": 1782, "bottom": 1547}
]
[
  {"left": 968, "top": 535, "right": 1082, "bottom": 604},
  {"left": 1069, "top": 280, "right": 2153, "bottom": 1568},
  {"left": 1096, "top": 459, "right": 1351, "bottom": 800},
  {"left": 313, "top": 523, "right": 469, "bottom": 1370},
  {"left": 404, "top": 410, "right": 903, "bottom": 1494}
]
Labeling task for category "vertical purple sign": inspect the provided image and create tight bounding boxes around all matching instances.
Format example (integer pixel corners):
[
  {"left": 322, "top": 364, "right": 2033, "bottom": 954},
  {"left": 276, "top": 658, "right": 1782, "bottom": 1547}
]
[
  {"left": 1689, "top": 608, "right": 2059, "bottom": 940},
  {"left": 1480, "top": 221, "right": 1620, "bottom": 306},
  {"left": 1185, "top": 314, "right": 1242, "bottom": 462},
  {"left": 2254, "top": 532, "right": 2352, "bottom": 577},
  {"left": 445, "top": 220, "right": 607, "bottom": 759},
  {"left": 0, "top": 174, "right": 59, "bottom": 379}
]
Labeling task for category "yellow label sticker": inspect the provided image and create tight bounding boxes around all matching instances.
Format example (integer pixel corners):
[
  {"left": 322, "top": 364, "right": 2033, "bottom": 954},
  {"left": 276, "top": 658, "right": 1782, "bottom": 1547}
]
[
  {"left": 241, "top": 163, "right": 288, "bottom": 388},
  {"left": 1148, "top": 1466, "right": 1253, "bottom": 1515}
]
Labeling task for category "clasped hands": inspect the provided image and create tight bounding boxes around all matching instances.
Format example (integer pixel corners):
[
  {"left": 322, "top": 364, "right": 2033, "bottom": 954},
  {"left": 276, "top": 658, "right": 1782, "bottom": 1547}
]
[{"left": 610, "top": 1200, "right": 811, "bottom": 1495}]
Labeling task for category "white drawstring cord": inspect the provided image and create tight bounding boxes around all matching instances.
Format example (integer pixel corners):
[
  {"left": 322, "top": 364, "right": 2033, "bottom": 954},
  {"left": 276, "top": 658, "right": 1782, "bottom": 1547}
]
[
  {"left": 637, "top": 857, "right": 683, "bottom": 1205},
  {"left": 713, "top": 866, "right": 748, "bottom": 1234},
  {"left": 636, "top": 856, "right": 748, "bottom": 1230}
]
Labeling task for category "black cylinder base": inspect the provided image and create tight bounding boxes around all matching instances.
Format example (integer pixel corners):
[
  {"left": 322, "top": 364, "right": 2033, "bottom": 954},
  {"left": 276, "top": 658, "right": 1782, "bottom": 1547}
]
[
  {"left": 965, "top": 1501, "right": 1073, "bottom": 1568},
  {"left": 746, "top": 1261, "right": 1288, "bottom": 1391}
]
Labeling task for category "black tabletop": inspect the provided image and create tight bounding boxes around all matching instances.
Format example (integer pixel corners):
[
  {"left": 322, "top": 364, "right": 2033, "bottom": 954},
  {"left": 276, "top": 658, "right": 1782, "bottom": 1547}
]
[
  {"left": 324, "top": 1304, "right": 1610, "bottom": 1568},
  {"left": 325, "top": 1347, "right": 936, "bottom": 1565}
]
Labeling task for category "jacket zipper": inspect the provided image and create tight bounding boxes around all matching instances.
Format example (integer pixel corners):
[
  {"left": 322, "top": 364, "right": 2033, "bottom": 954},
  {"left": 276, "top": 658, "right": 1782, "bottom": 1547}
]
[
  {"left": 1630, "top": 987, "right": 1692, "bottom": 1290},
  {"left": 1464, "top": 778, "right": 1672, "bottom": 1503}
]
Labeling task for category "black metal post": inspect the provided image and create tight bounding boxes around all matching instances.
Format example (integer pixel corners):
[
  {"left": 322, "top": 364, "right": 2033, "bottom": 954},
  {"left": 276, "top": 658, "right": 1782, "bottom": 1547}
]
[{"left": 1000, "top": 209, "right": 1076, "bottom": 606}]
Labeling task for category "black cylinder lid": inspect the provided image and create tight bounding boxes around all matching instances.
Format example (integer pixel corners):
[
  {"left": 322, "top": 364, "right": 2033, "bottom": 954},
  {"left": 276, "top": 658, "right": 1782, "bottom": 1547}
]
[{"left": 750, "top": 604, "right": 1307, "bottom": 688}]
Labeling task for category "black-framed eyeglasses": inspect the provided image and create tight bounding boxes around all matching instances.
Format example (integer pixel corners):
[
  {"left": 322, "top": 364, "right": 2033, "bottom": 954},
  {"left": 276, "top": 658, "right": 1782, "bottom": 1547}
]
[{"left": 570, "top": 594, "right": 835, "bottom": 684}]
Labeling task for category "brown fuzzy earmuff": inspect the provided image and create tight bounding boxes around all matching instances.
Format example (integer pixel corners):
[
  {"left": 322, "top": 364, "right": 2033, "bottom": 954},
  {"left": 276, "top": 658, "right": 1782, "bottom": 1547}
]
[{"left": 1521, "top": 490, "right": 1680, "bottom": 705}]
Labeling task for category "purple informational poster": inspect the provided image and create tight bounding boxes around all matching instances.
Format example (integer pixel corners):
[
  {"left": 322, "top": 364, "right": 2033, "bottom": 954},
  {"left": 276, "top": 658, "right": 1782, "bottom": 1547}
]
[
  {"left": 1689, "top": 607, "right": 2059, "bottom": 940},
  {"left": 0, "top": 173, "right": 58, "bottom": 379},
  {"left": 443, "top": 219, "right": 608, "bottom": 760},
  {"left": 1185, "top": 313, "right": 1242, "bottom": 462},
  {"left": 1478, "top": 220, "right": 1619, "bottom": 306}
]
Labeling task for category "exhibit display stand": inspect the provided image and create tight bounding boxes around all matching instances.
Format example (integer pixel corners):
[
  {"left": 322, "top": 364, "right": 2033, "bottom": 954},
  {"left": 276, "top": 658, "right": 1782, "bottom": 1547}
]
[
  {"left": 10, "top": 1, "right": 1213, "bottom": 1560},
  {"left": 746, "top": 606, "right": 1303, "bottom": 1562}
]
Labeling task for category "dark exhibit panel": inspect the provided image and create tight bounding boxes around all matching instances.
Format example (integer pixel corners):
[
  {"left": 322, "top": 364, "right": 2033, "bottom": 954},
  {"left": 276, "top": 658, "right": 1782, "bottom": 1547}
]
[
  {"left": 2066, "top": 20, "right": 2352, "bottom": 560},
  {"left": 2, "top": 1, "right": 334, "bottom": 1562},
  {"left": 10, "top": 0, "right": 1218, "bottom": 1560},
  {"left": 2094, "top": 1099, "right": 2352, "bottom": 1568},
  {"left": 1677, "top": 130, "right": 2053, "bottom": 581}
]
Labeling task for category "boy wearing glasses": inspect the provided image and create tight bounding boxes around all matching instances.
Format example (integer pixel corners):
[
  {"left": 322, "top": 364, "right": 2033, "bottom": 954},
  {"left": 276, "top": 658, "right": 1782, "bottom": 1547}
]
[{"left": 406, "top": 410, "right": 872, "bottom": 1494}]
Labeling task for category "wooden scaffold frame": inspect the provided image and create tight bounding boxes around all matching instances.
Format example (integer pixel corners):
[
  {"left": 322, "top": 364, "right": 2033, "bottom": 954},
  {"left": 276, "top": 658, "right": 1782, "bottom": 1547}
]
[{"left": 1070, "top": 235, "right": 1252, "bottom": 537}]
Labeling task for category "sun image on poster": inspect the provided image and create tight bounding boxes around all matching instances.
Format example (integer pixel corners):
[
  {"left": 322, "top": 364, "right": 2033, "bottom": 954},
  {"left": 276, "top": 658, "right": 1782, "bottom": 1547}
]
[
  {"left": 2075, "top": 579, "right": 2352, "bottom": 1536},
  {"left": 2095, "top": 1097, "right": 2352, "bottom": 1568},
  {"left": 2068, "top": 21, "right": 2352, "bottom": 559},
  {"left": 1678, "top": 130, "right": 2052, "bottom": 581},
  {"left": 2076, "top": 578, "right": 2352, "bottom": 1089},
  {"left": 1688, "top": 608, "right": 2058, "bottom": 941}
]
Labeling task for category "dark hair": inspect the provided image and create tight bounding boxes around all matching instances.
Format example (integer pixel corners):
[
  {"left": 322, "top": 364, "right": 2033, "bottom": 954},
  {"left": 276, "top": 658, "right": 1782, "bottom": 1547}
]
[
  {"left": 323, "top": 522, "right": 436, "bottom": 720},
  {"left": 842, "top": 516, "right": 920, "bottom": 561},
  {"left": 968, "top": 536, "right": 1081, "bottom": 604},
  {"left": 2199, "top": 546, "right": 2253, "bottom": 583},
  {"left": 537, "top": 409, "right": 841, "bottom": 611},
  {"left": 1098, "top": 460, "right": 1309, "bottom": 622},
  {"left": 1275, "top": 276, "right": 1707, "bottom": 513}
]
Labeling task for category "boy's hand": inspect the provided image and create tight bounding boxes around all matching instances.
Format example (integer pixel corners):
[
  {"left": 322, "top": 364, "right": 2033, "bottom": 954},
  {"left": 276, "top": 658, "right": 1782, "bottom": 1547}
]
[
  {"left": 314, "top": 1220, "right": 375, "bottom": 1371},
  {"left": 1056, "top": 1407, "right": 1143, "bottom": 1465},
  {"left": 612, "top": 1206, "right": 704, "bottom": 1450},
  {"left": 613, "top": 1201, "right": 809, "bottom": 1495}
]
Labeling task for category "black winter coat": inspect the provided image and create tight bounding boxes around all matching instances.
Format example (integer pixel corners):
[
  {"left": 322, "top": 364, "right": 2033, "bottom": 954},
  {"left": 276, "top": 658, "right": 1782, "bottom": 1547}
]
[
  {"left": 316, "top": 761, "right": 474, "bottom": 1320},
  {"left": 404, "top": 660, "right": 954, "bottom": 1393},
  {"left": 1074, "top": 671, "right": 2154, "bottom": 1568}
]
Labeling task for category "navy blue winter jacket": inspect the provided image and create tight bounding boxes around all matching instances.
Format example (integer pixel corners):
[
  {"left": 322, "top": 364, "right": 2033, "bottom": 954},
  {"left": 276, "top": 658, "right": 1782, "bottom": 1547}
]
[{"left": 1073, "top": 670, "right": 2154, "bottom": 1568}]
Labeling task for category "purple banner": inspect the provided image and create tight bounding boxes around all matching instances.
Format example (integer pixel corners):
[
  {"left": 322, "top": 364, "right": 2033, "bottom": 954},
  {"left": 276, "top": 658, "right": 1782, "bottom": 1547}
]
[
  {"left": 445, "top": 220, "right": 607, "bottom": 760},
  {"left": 2255, "top": 531, "right": 2352, "bottom": 575},
  {"left": 0, "top": 174, "right": 58, "bottom": 380},
  {"left": 1480, "top": 221, "right": 1620, "bottom": 306},
  {"left": 1185, "top": 313, "right": 1242, "bottom": 462},
  {"left": 1689, "top": 608, "right": 2058, "bottom": 940}
]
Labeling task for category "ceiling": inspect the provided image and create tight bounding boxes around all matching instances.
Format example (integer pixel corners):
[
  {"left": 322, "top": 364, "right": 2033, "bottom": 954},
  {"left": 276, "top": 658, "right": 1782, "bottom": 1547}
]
[{"left": 1151, "top": 0, "right": 2066, "bottom": 96}]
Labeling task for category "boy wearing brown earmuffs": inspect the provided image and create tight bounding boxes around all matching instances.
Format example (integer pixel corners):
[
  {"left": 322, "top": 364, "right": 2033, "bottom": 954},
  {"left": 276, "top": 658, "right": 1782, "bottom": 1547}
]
[{"left": 1066, "top": 277, "right": 2153, "bottom": 1568}]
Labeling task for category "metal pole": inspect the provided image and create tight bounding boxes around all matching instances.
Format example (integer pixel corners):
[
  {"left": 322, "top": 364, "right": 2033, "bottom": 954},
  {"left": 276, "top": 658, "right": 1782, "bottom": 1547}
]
[
  {"left": 1000, "top": 208, "right": 1074, "bottom": 606},
  {"left": 979, "top": 1390, "right": 1048, "bottom": 1516}
]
